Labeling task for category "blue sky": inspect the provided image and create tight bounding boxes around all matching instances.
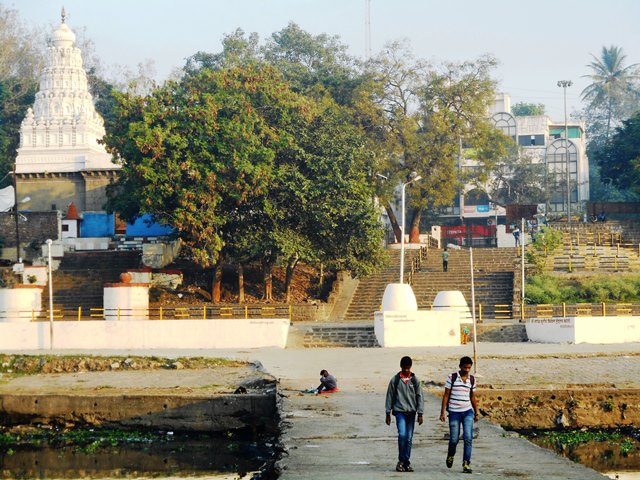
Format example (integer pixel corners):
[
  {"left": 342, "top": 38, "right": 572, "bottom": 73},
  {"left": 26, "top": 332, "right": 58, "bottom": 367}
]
[{"left": 7, "top": 0, "right": 640, "bottom": 120}]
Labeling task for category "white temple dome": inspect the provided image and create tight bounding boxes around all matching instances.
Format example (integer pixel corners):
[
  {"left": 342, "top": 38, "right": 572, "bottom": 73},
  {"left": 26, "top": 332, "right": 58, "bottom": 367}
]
[
  {"left": 51, "top": 22, "right": 76, "bottom": 48},
  {"left": 15, "top": 9, "right": 118, "bottom": 175}
]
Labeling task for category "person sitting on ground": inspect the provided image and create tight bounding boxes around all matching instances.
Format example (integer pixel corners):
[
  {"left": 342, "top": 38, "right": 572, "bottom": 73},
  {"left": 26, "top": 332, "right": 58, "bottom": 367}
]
[
  {"left": 598, "top": 211, "right": 607, "bottom": 222},
  {"left": 317, "top": 369, "right": 338, "bottom": 394}
]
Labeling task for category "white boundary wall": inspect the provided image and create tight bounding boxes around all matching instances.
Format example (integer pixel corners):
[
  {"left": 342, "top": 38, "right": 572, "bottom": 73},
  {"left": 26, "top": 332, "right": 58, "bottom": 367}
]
[
  {"left": 0, "top": 318, "right": 290, "bottom": 350},
  {"left": 526, "top": 316, "right": 640, "bottom": 344},
  {"left": 374, "top": 310, "right": 460, "bottom": 347}
]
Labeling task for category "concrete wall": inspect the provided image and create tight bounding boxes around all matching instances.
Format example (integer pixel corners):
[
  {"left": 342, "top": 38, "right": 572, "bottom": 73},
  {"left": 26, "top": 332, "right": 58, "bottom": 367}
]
[
  {"left": 471, "top": 388, "right": 640, "bottom": 430},
  {"left": 374, "top": 310, "right": 460, "bottom": 347},
  {"left": 0, "top": 211, "right": 60, "bottom": 261},
  {"left": 16, "top": 172, "right": 117, "bottom": 212},
  {"left": 0, "top": 318, "right": 290, "bottom": 350},
  {"left": 0, "top": 286, "right": 44, "bottom": 321},
  {"left": 526, "top": 316, "right": 640, "bottom": 343},
  {"left": 104, "top": 284, "right": 150, "bottom": 321},
  {"left": 0, "top": 392, "right": 277, "bottom": 432}
]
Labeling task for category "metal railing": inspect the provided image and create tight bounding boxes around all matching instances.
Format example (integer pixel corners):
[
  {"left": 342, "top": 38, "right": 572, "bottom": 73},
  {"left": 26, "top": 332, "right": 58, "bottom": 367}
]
[
  {"left": 5, "top": 300, "right": 639, "bottom": 324},
  {"left": 407, "top": 245, "right": 429, "bottom": 285},
  {"left": 0, "top": 304, "right": 292, "bottom": 322},
  {"left": 515, "top": 302, "right": 640, "bottom": 321}
]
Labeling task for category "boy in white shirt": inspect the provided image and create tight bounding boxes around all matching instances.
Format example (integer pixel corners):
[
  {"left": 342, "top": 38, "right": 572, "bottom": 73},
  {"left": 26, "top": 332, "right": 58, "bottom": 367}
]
[{"left": 439, "top": 356, "right": 479, "bottom": 474}]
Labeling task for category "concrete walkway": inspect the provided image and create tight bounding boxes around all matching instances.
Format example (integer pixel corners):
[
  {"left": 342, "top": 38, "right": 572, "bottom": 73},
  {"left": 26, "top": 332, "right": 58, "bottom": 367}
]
[
  {"left": 255, "top": 344, "right": 637, "bottom": 480},
  {"left": 3, "top": 341, "right": 640, "bottom": 478}
]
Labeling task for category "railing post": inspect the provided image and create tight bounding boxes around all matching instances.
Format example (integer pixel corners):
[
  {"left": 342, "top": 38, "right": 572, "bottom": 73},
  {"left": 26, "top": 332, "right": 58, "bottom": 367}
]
[
  {"left": 31, "top": 310, "right": 35, "bottom": 322},
  {"left": 602, "top": 302, "right": 606, "bottom": 317},
  {"left": 245, "top": 305, "right": 248, "bottom": 319},
  {"left": 289, "top": 304, "right": 293, "bottom": 320},
  {"left": 478, "top": 303, "right": 482, "bottom": 323},
  {"left": 117, "top": 307, "right": 121, "bottom": 321},
  {"left": 203, "top": 306, "right": 207, "bottom": 320},
  {"left": 520, "top": 304, "right": 524, "bottom": 322},
  {"left": 562, "top": 302, "right": 566, "bottom": 318},
  {"left": 159, "top": 306, "right": 163, "bottom": 320},
  {"left": 78, "top": 306, "right": 82, "bottom": 321}
]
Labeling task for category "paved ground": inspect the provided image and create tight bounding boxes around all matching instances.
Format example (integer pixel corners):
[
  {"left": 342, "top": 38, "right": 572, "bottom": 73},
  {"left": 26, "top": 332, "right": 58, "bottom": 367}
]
[{"left": 2, "top": 341, "right": 640, "bottom": 479}]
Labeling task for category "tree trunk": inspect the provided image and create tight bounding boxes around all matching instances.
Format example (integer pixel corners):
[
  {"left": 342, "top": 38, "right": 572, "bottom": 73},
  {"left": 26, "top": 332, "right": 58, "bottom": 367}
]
[
  {"left": 385, "top": 202, "right": 402, "bottom": 243},
  {"left": 262, "top": 257, "right": 273, "bottom": 302},
  {"left": 284, "top": 256, "right": 299, "bottom": 303},
  {"left": 212, "top": 260, "right": 223, "bottom": 304},
  {"left": 409, "top": 208, "right": 422, "bottom": 243},
  {"left": 238, "top": 264, "right": 244, "bottom": 303}
]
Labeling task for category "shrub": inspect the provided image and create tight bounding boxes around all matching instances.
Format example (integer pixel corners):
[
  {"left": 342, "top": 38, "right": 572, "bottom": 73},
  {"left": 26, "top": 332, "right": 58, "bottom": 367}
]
[{"left": 526, "top": 273, "right": 640, "bottom": 304}]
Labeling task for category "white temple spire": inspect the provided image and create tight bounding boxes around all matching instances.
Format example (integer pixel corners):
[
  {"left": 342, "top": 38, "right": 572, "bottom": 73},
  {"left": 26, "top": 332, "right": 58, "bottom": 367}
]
[{"left": 15, "top": 13, "right": 117, "bottom": 174}]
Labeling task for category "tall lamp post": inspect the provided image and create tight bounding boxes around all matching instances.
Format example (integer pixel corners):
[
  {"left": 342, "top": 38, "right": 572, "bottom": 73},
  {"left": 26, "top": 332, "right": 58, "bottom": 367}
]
[
  {"left": 557, "top": 80, "right": 573, "bottom": 223},
  {"left": 400, "top": 172, "right": 422, "bottom": 283}
]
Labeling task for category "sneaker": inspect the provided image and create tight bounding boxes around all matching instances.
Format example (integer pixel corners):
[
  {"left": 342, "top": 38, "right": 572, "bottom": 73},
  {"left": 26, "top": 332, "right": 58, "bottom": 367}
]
[
  {"left": 446, "top": 456, "right": 454, "bottom": 468},
  {"left": 463, "top": 461, "right": 472, "bottom": 474},
  {"left": 396, "top": 462, "right": 405, "bottom": 472},
  {"left": 404, "top": 463, "right": 414, "bottom": 472}
]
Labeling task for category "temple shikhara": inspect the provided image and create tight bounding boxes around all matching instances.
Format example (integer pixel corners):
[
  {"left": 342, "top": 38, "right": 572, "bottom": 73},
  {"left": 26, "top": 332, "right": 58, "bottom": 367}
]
[{"left": 15, "top": 9, "right": 119, "bottom": 212}]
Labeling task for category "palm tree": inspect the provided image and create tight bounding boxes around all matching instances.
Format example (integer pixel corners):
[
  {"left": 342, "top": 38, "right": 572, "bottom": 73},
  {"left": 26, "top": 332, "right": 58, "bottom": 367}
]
[{"left": 581, "top": 45, "right": 639, "bottom": 139}]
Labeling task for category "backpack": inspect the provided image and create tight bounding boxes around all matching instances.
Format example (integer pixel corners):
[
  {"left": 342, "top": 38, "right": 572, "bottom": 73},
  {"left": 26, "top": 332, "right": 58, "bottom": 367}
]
[
  {"left": 390, "top": 372, "right": 420, "bottom": 413},
  {"left": 446, "top": 372, "right": 475, "bottom": 410}
]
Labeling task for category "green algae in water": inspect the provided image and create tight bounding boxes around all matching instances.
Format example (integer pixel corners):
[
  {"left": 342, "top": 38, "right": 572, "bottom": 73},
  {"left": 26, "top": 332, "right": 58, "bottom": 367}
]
[
  {"left": 523, "top": 427, "right": 640, "bottom": 474},
  {"left": 0, "top": 427, "right": 277, "bottom": 479}
]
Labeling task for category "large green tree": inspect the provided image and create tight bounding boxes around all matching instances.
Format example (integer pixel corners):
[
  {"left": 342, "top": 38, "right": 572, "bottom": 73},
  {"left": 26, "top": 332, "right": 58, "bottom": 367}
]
[
  {"left": 362, "top": 43, "right": 506, "bottom": 242},
  {"left": 581, "top": 45, "right": 639, "bottom": 141},
  {"left": 598, "top": 111, "right": 640, "bottom": 192},
  {"left": 580, "top": 45, "right": 640, "bottom": 200},
  {"left": 104, "top": 64, "right": 384, "bottom": 302},
  {"left": 104, "top": 65, "right": 305, "bottom": 298},
  {"left": 0, "top": 6, "right": 43, "bottom": 184}
]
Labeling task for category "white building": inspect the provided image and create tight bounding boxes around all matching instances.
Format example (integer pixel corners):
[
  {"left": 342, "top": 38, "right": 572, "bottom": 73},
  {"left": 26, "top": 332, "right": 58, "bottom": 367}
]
[
  {"left": 442, "top": 93, "right": 589, "bottom": 223},
  {"left": 14, "top": 10, "right": 119, "bottom": 212}
]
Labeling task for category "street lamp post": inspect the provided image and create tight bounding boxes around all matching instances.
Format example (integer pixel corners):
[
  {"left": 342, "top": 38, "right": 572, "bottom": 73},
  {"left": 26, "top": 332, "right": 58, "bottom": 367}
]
[
  {"left": 557, "top": 80, "right": 573, "bottom": 223},
  {"left": 400, "top": 172, "right": 422, "bottom": 283}
]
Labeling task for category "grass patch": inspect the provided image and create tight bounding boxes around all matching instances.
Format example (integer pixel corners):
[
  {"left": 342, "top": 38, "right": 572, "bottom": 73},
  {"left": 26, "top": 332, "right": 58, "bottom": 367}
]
[
  {"left": 0, "top": 354, "right": 248, "bottom": 375},
  {"left": 526, "top": 273, "right": 640, "bottom": 304}
]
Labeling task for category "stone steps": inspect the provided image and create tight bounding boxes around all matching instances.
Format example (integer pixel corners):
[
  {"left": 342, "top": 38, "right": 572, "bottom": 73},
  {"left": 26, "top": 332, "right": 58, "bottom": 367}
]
[
  {"left": 302, "top": 325, "right": 379, "bottom": 348},
  {"left": 43, "top": 251, "right": 142, "bottom": 311}
]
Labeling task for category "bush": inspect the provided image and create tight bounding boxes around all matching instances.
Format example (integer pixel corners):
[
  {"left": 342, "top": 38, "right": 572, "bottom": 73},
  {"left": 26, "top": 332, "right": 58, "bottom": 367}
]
[
  {"left": 578, "top": 275, "right": 640, "bottom": 303},
  {"left": 525, "top": 274, "right": 578, "bottom": 304},
  {"left": 526, "top": 273, "right": 640, "bottom": 304},
  {"left": 525, "top": 226, "right": 563, "bottom": 275}
]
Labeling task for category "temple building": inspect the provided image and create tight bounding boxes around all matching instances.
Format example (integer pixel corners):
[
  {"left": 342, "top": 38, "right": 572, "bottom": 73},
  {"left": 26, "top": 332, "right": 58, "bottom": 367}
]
[{"left": 14, "top": 9, "right": 119, "bottom": 212}]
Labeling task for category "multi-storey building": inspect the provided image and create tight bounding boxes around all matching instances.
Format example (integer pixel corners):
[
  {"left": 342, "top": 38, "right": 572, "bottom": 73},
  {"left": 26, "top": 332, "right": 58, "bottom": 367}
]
[{"left": 440, "top": 93, "right": 589, "bottom": 227}]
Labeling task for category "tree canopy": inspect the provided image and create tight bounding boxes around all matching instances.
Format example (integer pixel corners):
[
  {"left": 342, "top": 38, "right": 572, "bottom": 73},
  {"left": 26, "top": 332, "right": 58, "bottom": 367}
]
[
  {"left": 580, "top": 45, "right": 640, "bottom": 201},
  {"left": 103, "top": 64, "right": 385, "bottom": 300},
  {"left": 511, "top": 102, "right": 546, "bottom": 116},
  {"left": 0, "top": 6, "right": 43, "bottom": 184},
  {"left": 581, "top": 45, "right": 639, "bottom": 141},
  {"left": 359, "top": 43, "right": 507, "bottom": 240},
  {"left": 598, "top": 111, "right": 640, "bottom": 192}
]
